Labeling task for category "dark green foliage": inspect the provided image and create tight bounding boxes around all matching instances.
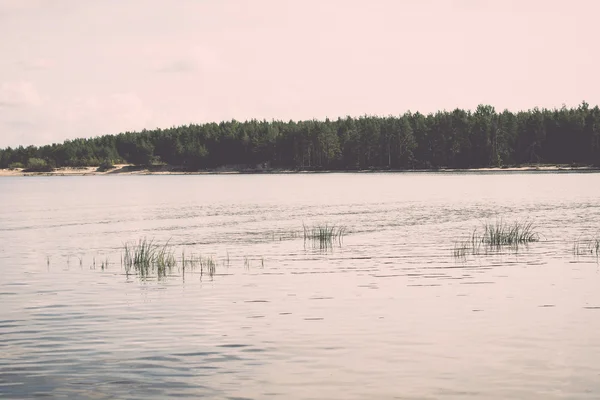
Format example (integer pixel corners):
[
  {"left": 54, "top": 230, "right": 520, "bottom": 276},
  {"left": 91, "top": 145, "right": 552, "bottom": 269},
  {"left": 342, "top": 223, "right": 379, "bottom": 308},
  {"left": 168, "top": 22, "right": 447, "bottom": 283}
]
[
  {"left": 96, "top": 159, "right": 116, "bottom": 172},
  {"left": 24, "top": 158, "right": 54, "bottom": 172},
  {"left": 2, "top": 102, "right": 600, "bottom": 170},
  {"left": 8, "top": 162, "right": 24, "bottom": 169}
]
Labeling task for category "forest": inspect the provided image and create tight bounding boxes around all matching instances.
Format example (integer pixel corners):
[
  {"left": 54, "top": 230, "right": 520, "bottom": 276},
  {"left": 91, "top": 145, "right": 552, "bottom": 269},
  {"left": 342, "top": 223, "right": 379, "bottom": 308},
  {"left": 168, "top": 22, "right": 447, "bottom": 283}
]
[{"left": 1, "top": 102, "right": 600, "bottom": 172}]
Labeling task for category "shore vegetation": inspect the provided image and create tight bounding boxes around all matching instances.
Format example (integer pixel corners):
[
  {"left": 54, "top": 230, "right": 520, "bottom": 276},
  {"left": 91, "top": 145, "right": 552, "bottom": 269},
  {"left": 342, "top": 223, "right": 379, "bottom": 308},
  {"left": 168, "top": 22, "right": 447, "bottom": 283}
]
[{"left": 2, "top": 103, "right": 600, "bottom": 171}]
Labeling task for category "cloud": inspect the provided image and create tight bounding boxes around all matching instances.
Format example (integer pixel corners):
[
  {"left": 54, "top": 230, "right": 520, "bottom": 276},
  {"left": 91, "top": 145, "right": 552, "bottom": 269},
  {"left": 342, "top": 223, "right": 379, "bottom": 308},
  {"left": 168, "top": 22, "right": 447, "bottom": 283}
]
[{"left": 0, "top": 81, "right": 42, "bottom": 108}]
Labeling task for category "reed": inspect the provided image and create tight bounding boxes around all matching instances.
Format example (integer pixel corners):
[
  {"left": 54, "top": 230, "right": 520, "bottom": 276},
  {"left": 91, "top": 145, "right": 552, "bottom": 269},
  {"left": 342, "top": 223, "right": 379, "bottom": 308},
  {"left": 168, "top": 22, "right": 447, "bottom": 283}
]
[
  {"left": 155, "top": 242, "right": 177, "bottom": 277},
  {"left": 200, "top": 255, "right": 216, "bottom": 278},
  {"left": 178, "top": 252, "right": 217, "bottom": 278},
  {"left": 122, "top": 238, "right": 177, "bottom": 278},
  {"left": 77, "top": 239, "right": 227, "bottom": 280},
  {"left": 302, "top": 223, "right": 346, "bottom": 249},
  {"left": 453, "top": 240, "right": 469, "bottom": 258},
  {"left": 481, "top": 219, "right": 539, "bottom": 246},
  {"left": 453, "top": 219, "right": 540, "bottom": 258}
]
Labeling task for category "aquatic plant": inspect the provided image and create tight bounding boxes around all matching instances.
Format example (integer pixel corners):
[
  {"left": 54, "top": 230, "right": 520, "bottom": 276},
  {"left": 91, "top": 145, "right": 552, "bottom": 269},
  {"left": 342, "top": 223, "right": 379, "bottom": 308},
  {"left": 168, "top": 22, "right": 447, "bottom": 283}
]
[
  {"left": 200, "top": 255, "right": 216, "bottom": 278},
  {"left": 155, "top": 243, "right": 177, "bottom": 277},
  {"left": 179, "top": 251, "right": 216, "bottom": 279},
  {"left": 481, "top": 219, "right": 539, "bottom": 246},
  {"left": 453, "top": 230, "right": 484, "bottom": 259},
  {"left": 453, "top": 219, "right": 540, "bottom": 258},
  {"left": 453, "top": 240, "right": 469, "bottom": 259},
  {"left": 122, "top": 238, "right": 177, "bottom": 278},
  {"left": 302, "top": 223, "right": 346, "bottom": 249}
]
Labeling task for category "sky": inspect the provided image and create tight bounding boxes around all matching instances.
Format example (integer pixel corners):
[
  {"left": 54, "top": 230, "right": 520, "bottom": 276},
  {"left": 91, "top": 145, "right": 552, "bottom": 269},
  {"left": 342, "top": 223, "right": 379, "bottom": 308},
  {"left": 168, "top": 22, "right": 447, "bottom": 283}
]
[{"left": 0, "top": 0, "right": 599, "bottom": 148}]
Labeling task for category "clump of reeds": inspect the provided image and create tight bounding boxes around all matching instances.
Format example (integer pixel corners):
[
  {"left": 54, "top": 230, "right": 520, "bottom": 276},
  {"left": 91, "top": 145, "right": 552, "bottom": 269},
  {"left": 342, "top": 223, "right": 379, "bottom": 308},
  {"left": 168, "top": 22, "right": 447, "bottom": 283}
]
[
  {"left": 122, "top": 238, "right": 177, "bottom": 278},
  {"left": 302, "top": 223, "right": 346, "bottom": 249},
  {"left": 481, "top": 219, "right": 539, "bottom": 247},
  {"left": 453, "top": 219, "right": 540, "bottom": 258}
]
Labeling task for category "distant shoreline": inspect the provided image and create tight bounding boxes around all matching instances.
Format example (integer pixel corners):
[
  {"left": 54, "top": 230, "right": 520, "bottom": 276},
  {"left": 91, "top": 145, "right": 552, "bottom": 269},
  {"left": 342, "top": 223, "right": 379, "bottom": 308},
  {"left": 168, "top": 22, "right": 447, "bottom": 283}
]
[{"left": 1, "top": 163, "right": 599, "bottom": 177}]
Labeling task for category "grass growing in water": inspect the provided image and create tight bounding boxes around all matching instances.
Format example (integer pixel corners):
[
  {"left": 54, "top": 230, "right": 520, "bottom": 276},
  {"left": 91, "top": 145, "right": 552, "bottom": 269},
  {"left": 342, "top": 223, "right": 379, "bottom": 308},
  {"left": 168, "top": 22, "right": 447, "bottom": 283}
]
[
  {"left": 191, "top": 254, "right": 216, "bottom": 278},
  {"left": 60, "top": 239, "right": 271, "bottom": 281},
  {"left": 453, "top": 219, "right": 540, "bottom": 258},
  {"left": 303, "top": 223, "right": 346, "bottom": 249},
  {"left": 481, "top": 219, "right": 540, "bottom": 246},
  {"left": 453, "top": 230, "right": 482, "bottom": 258},
  {"left": 123, "top": 238, "right": 177, "bottom": 278},
  {"left": 180, "top": 250, "right": 217, "bottom": 279}
]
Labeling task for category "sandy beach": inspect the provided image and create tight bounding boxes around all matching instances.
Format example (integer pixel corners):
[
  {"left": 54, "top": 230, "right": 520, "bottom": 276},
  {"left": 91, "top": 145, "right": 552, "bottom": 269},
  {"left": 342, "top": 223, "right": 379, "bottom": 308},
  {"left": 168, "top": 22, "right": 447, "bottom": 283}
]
[{"left": 0, "top": 164, "right": 598, "bottom": 177}]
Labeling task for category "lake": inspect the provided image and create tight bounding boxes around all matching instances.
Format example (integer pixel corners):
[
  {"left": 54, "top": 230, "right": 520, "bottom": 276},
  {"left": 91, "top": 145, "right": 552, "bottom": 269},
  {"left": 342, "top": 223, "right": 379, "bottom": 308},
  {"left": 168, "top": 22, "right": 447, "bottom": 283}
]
[{"left": 1, "top": 172, "right": 599, "bottom": 399}]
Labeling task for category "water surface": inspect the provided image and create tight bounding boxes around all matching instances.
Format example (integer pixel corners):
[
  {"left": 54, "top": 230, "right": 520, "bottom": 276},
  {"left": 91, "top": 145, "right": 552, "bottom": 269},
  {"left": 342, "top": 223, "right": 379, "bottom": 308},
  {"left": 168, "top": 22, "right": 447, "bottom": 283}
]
[{"left": 1, "top": 172, "right": 600, "bottom": 399}]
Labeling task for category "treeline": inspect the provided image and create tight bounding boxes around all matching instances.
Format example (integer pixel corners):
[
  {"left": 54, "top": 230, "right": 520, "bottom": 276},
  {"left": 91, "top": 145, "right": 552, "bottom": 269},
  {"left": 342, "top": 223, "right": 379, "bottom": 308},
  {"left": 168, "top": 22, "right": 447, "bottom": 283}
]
[{"left": 2, "top": 102, "right": 600, "bottom": 171}]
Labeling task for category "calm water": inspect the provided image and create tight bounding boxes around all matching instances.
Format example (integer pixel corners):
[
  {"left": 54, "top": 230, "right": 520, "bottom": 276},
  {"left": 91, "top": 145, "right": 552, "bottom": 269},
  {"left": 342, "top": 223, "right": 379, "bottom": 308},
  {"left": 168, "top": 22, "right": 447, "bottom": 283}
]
[{"left": 1, "top": 172, "right": 600, "bottom": 399}]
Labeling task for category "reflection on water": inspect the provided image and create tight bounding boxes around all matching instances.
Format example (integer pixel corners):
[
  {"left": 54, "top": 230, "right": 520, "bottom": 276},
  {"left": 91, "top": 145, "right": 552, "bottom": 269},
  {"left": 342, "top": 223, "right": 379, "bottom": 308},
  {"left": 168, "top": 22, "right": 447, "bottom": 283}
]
[{"left": 1, "top": 173, "right": 600, "bottom": 399}]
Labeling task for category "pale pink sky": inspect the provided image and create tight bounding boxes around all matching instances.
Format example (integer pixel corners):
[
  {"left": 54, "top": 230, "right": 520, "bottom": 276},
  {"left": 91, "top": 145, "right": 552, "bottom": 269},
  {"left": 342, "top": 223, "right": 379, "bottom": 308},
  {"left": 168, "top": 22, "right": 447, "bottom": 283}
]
[{"left": 0, "top": 0, "right": 598, "bottom": 147}]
